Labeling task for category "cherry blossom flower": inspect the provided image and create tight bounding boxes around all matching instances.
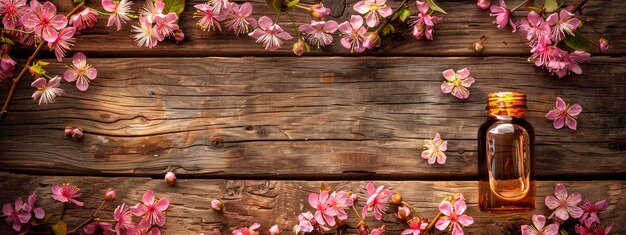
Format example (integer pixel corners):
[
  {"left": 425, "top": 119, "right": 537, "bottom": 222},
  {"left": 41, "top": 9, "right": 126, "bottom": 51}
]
[
  {"left": 69, "top": 8, "right": 98, "bottom": 31},
  {"left": 598, "top": 37, "right": 610, "bottom": 53},
  {"left": 441, "top": 68, "right": 475, "bottom": 100},
  {"left": 0, "top": 0, "right": 26, "bottom": 29},
  {"left": 233, "top": 223, "right": 260, "bottom": 235},
  {"left": 20, "top": 0, "right": 67, "bottom": 42},
  {"left": 328, "top": 191, "right": 354, "bottom": 220},
  {"left": 545, "top": 183, "right": 583, "bottom": 220},
  {"left": 545, "top": 97, "right": 582, "bottom": 130},
  {"left": 546, "top": 9, "right": 581, "bottom": 42},
  {"left": 408, "top": 1, "right": 443, "bottom": 40},
  {"left": 579, "top": 199, "right": 608, "bottom": 226},
  {"left": 309, "top": 3, "right": 331, "bottom": 19},
  {"left": 226, "top": 2, "right": 256, "bottom": 35},
  {"left": 298, "top": 20, "right": 338, "bottom": 47},
  {"left": 51, "top": 183, "right": 83, "bottom": 206},
  {"left": 362, "top": 182, "right": 391, "bottom": 220},
  {"left": 296, "top": 211, "right": 315, "bottom": 233},
  {"left": 421, "top": 133, "right": 448, "bottom": 164},
  {"left": 575, "top": 224, "right": 613, "bottom": 235},
  {"left": 402, "top": 218, "right": 428, "bottom": 235},
  {"left": 395, "top": 205, "right": 411, "bottom": 221},
  {"left": 549, "top": 50, "right": 590, "bottom": 78},
  {"left": 131, "top": 190, "right": 170, "bottom": 227},
  {"left": 308, "top": 190, "right": 335, "bottom": 226},
  {"left": 338, "top": 15, "right": 367, "bottom": 52},
  {"left": 518, "top": 11, "right": 551, "bottom": 46},
  {"left": 63, "top": 52, "right": 97, "bottom": 91},
  {"left": 84, "top": 221, "right": 114, "bottom": 235},
  {"left": 113, "top": 203, "right": 135, "bottom": 235},
  {"left": 0, "top": 53, "right": 16, "bottom": 80},
  {"left": 248, "top": 16, "right": 293, "bottom": 51},
  {"left": 164, "top": 171, "right": 176, "bottom": 186},
  {"left": 211, "top": 199, "right": 223, "bottom": 211},
  {"left": 435, "top": 198, "right": 474, "bottom": 235},
  {"left": 521, "top": 215, "right": 559, "bottom": 235},
  {"left": 154, "top": 12, "right": 179, "bottom": 41},
  {"left": 269, "top": 225, "right": 280, "bottom": 235},
  {"left": 132, "top": 16, "right": 158, "bottom": 48},
  {"left": 477, "top": 0, "right": 490, "bottom": 9},
  {"left": 194, "top": 3, "right": 226, "bottom": 32},
  {"left": 530, "top": 36, "right": 556, "bottom": 67},
  {"left": 31, "top": 77, "right": 63, "bottom": 105},
  {"left": 24, "top": 192, "right": 45, "bottom": 220},
  {"left": 47, "top": 27, "right": 76, "bottom": 62},
  {"left": 102, "top": 0, "right": 133, "bottom": 31},
  {"left": 353, "top": 0, "right": 392, "bottom": 27},
  {"left": 490, "top": 0, "right": 516, "bottom": 32},
  {"left": 2, "top": 197, "right": 31, "bottom": 231}
]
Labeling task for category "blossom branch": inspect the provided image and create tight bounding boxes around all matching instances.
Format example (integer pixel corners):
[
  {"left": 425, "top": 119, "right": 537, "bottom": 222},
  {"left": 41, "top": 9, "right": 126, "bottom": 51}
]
[
  {"left": 424, "top": 211, "right": 442, "bottom": 235},
  {"left": 375, "top": 0, "right": 409, "bottom": 33},
  {"left": 572, "top": 0, "right": 588, "bottom": 13}
]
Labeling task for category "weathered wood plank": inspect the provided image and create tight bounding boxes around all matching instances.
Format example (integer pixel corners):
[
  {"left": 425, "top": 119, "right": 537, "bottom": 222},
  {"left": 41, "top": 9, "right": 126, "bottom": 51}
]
[
  {"left": 0, "top": 173, "right": 624, "bottom": 234},
  {"left": 0, "top": 56, "right": 624, "bottom": 178},
  {"left": 17, "top": 0, "right": 626, "bottom": 57}
]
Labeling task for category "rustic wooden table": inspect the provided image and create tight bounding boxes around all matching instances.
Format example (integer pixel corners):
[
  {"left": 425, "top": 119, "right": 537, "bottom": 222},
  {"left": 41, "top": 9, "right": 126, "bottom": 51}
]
[{"left": 1, "top": 0, "right": 625, "bottom": 234}]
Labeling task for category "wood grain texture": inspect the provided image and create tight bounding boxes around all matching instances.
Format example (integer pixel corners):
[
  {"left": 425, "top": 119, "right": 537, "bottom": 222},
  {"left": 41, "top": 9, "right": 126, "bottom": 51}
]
[
  {"left": 17, "top": 0, "right": 626, "bottom": 57},
  {"left": 0, "top": 173, "right": 624, "bottom": 234},
  {"left": 0, "top": 56, "right": 624, "bottom": 178}
]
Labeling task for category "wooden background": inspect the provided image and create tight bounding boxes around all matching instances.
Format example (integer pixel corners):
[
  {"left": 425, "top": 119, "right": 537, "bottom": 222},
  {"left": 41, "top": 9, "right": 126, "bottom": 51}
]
[{"left": 1, "top": 0, "right": 625, "bottom": 234}]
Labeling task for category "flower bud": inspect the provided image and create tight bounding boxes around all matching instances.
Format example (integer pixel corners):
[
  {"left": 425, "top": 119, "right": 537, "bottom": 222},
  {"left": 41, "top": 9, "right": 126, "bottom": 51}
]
[
  {"left": 64, "top": 126, "right": 74, "bottom": 138},
  {"left": 269, "top": 224, "right": 280, "bottom": 235},
  {"left": 164, "top": 171, "right": 177, "bottom": 186},
  {"left": 363, "top": 32, "right": 380, "bottom": 49},
  {"left": 309, "top": 4, "right": 331, "bottom": 19},
  {"left": 370, "top": 225, "right": 384, "bottom": 235},
  {"left": 71, "top": 128, "right": 83, "bottom": 140},
  {"left": 292, "top": 39, "right": 307, "bottom": 56},
  {"left": 599, "top": 37, "right": 610, "bottom": 53},
  {"left": 104, "top": 188, "right": 116, "bottom": 202},
  {"left": 356, "top": 221, "right": 368, "bottom": 235},
  {"left": 173, "top": 30, "right": 185, "bottom": 43},
  {"left": 477, "top": 0, "right": 490, "bottom": 9},
  {"left": 0, "top": 44, "right": 11, "bottom": 54},
  {"left": 390, "top": 192, "right": 402, "bottom": 205},
  {"left": 473, "top": 40, "right": 485, "bottom": 53},
  {"left": 395, "top": 205, "right": 411, "bottom": 220},
  {"left": 211, "top": 199, "right": 223, "bottom": 211}
]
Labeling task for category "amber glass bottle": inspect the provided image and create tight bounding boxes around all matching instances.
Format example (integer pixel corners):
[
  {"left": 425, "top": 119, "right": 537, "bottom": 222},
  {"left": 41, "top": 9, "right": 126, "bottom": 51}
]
[{"left": 479, "top": 92, "right": 535, "bottom": 212}]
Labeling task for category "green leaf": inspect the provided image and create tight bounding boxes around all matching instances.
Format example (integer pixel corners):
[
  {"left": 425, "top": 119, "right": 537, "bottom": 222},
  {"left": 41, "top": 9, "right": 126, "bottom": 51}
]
[
  {"left": 564, "top": 32, "right": 597, "bottom": 51},
  {"left": 559, "top": 229, "right": 569, "bottom": 235},
  {"left": 0, "top": 37, "right": 15, "bottom": 45},
  {"left": 31, "top": 213, "right": 53, "bottom": 226},
  {"left": 425, "top": 0, "right": 447, "bottom": 14},
  {"left": 543, "top": 0, "right": 564, "bottom": 13},
  {"left": 382, "top": 24, "right": 394, "bottom": 36},
  {"left": 526, "top": 6, "right": 543, "bottom": 13},
  {"left": 266, "top": 0, "right": 282, "bottom": 13},
  {"left": 399, "top": 8, "right": 412, "bottom": 22},
  {"left": 52, "top": 220, "right": 67, "bottom": 235},
  {"left": 287, "top": 0, "right": 299, "bottom": 7},
  {"left": 163, "top": 0, "right": 185, "bottom": 15}
]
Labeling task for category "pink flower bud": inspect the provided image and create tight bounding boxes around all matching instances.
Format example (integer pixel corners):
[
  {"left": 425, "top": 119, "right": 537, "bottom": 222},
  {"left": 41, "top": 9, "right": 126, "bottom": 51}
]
[
  {"left": 363, "top": 32, "right": 381, "bottom": 49},
  {"left": 269, "top": 225, "right": 280, "bottom": 235},
  {"left": 211, "top": 199, "right": 223, "bottom": 211},
  {"left": 599, "top": 37, "right": 610, "bottom": 53},
  {"left": 104, "top": 188, "right": 116, "bottom": 202},
  {"left": 173, "top": 30, "right": 185, "bottom": 43},
  {"left": 390, "top": 192, "right": 402, "bottom": 204},
  {"left": 477, "top": 0, "right": 491, "bottom": 9},
  {"left": 292, "top": 39, "right": 307, "bottom": 56},
  {"left": 473, "top": 40, "right": 485, "bottom": 53},
  {"left": 395, "top": 205, "right": 411, "bottom": 221},
  {"left": 64, "top": 126, "right": 74, "bottom": 138},
  {"left": 71, "top": 128, "right": 83, "bottom": 140},
  {"left": 357, "top": 221, "right": 368, "bottom": 235},
  {"left": 164, "top": 171, "right": 176, "bottom": 186},
  {"left": 310, "top": 4, "right": 331, "bottom": 19}
]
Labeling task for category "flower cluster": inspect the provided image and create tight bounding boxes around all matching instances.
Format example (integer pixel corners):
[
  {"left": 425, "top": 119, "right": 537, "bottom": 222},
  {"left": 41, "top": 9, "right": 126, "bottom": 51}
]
[
  {"left": 478, "top": 0, "right": 608, "bottom": 78},
  {"left": 132, "top": 0, "right": 184, "bottom": 48},
  {"left": 2, "top": 192, "right": 45, "bottom": 231},
  {"left": 520, "top": 183, "right": 613, "bottom": 235}
]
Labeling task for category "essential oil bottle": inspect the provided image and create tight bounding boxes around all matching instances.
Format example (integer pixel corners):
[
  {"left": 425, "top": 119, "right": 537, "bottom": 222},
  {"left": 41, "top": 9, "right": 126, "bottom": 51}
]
[{"left": 479, "top": 92, "right": 535, "bottom": 212}]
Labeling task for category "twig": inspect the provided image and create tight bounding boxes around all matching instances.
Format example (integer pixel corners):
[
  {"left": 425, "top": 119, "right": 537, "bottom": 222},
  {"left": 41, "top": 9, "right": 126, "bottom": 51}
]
[
  {"left": 572, "top": 0, "right": 588, "bottom": 13},
  {"left": 375, "top": 0, "right": 410, "bottom": 34},
  {"left": 424, "top": 211, "right": 443, "bottom": 235},
  {"left": 0, "top": 2, "right": 85, "bottom": 124}
]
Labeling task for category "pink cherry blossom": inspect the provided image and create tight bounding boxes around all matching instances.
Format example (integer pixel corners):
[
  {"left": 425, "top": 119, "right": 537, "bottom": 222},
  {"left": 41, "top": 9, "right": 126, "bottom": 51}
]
[
  {"left": 490, "top": 0, "right": 516, "bottom": 32},
  {"left": 0, "top": 53, "right": 16, "bottom": 80},
  {"left": 63, "top": 52, "right": 97, "bottom": 91},
  {"left": 402, "top": 219, "right": 428, "bottom": 235},
  {"left": 194, "top": 3, "right": 226, "bottom": 32},
  {"left": 233, "top": 223, "right": 260, "bottom": 235},
  {"left": 153, "top": 12, "right": 179, "bottom": 41},
  {"left": 362, "top": 182, "right": 391, "bottom": 220},
  {"left": 518, "top": 11, "right": 551, "bottom": 46},
  {"left": 298, "top": 20, "right": 338, "bottom": 47},
  {"left": 545, "top": 97, "right": 582, "bottom": 130},
  {"left": 441, "top": 68, "right": 475, "bottom": 100},
  {"left": 23, "top": 192, "right": 45, "bottom": 220},
  {"left": 130, "top": 190, "right": 169, "bottom": 227},
  {"left": 20, "top": 0, "right": 68, "bottom": 42},
  {"left": 0, "top": 0, "right": 27, "bottom": 29},
  {"left": 338, "top": 15, "right": 367, "bottom": 52},
  {"left": 248, "top": 16, "right": 293, "bottom": 51},
  {"left": 435, "top": 198, "right": 474, "bottom": 235},
  {"left": 598, "top": 37, "right": 610, "bottom": 53},
  {"left": 31, "top": 77, "right": 63, "bottom": 105},
  {"left": 353, "top": 0, "right": 392, "bottom": 27},
  {"left": 579, "top": 199, "right": 608, "bottom": 226},
  {"left": 421, "top": 133, "right": 448, "bottom": 165},
  {"left": 296, "top": 211, "right": 315, "bottom": 233},
  {"left": 546, "top": 9, "right": 581, "bottom": 42},
  {"left": 210, "top": 0, "right": 229, "bottom": 16},
  {"left": 113, "top": 203, "right": 135, "bottom": 235},
  {"left": 308, "top": 190, "right": 335, "bottom": 226},
  {"left": 545, "top": 183, "right": 583, "bottom": 220},
  {"left": 139, "top": 0, "right": 164, "bottom": 24},
  {"left": 226, "top": 2, "right": 257, "bottom": 35},
  {"left": 521, "top": 215, "right": 559, "bottom": 235},
  {"left": 51, "top": 183, "right": 83, "bottom": 206},
  {"left": 2, "top": 197, "right": 31, "bottom": 231},
  {"left": 269, "top": 225, "right": 280, "bottom": 235},
  {"left": 47, "top": 27, "right": 76, "bottom": 62},
  {"left": 102, "top": 0, "right": 133, "bottom": 31},
  {"left": 408, "top": 1, "right": 443, "bottom": 40},
  {"left": 477, "top": 0, "right": 490, "bottom": 9},
  {"left": 69, "top": 7, "right": 98, "bottom": 31},
  {"left": 575, "top": 224, "right": 613, "bottom": 235},
  {"left": 549, "top": 50, "right": 590, "bottom": 78},
  {"left": 530, "top": 36, "right": 557, "bottom": 67},
  {"left": 327, "top": 191, "right": 354, "bottom": 220},
  {"left": 132, "top": 16, "right": 158, "bottom": 48},
  {"left": 84, "top": 221, "right": 114, "bottom": 235}
]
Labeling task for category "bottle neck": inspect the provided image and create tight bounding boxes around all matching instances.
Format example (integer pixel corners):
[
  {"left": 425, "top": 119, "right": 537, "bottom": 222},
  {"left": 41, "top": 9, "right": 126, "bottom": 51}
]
[{"left": 487, "top": 106, "right": 526, "bottom": 118}]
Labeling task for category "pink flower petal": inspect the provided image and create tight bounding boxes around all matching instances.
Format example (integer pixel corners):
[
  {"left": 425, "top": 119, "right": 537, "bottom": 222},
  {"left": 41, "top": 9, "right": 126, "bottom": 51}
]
[
  {"left": 532, "top": 214, "right": 546, "bottom": 230},
  {"left": 438, "top": 201, "right": 452, "bottom": 216},
  {"left": 257, "top": 16, "right": 272, "bottom": 30},
  {"left": 457, "top": 215, "right": 474, "bottom": 226},
  {"left": 436, "top": 152, "right": 446, "bottom": 164},
  {"left": 567, "top": 104, "right": 582, "bottom": 116},
  {"left": 565, "top": 116, "right": 577, "bottom": 130},
  {"left": 451, "top": 222, "right": 464, "bottom": 235},
  {"left": 3, "top": 203, "right": 13, "bottom": 216},
  {"left": 457, "top": 68, "right": 470, "bottom": 79},
  {"left": 365, "top": 12, "right": 378, "bottom": 28},
  {"left": 544, "top": 224, "right": 559, "bottom": 235},
  {"left": 349, "top": 15, "right": 363, "bottom": 29},
  {"left": 33, "top": 207, "right": 45, "bottom": 219},
  {"left": 353, "top": 1, "right": 369, "bottom": 14},
  {"left": 155, "top": 198, "right": 169, "bottom": 211},
  {"left": 130, "top": 204, "right": 148, "bottom": 216},
  {"left": 545, "top": 109, "right": 560, "bottom": 120},
  {"left": 378, "top": 6, "right": 392, "bottom": 17},
  {"left": 553, "top": 116, "right": 565, "bottom": 129},
  {"left": 442, "top": 69, "right": 455, "bottom": 81},
  {"left": 454, "top": 200, "right": 467, "bottom": 214},
  {"left": 555, "top": 97, "right": 566, "bottom": 111},
  {"left": 462, "top": 77, "right": 475, "bottom": 87},
  {"left": 435, "top": 217, "right": 451, "bottom": 231},
  {"left": 441, "top": 83, "right": 453, "bottom": 93},
  {"left": 545, "top": 196, "right": 560, "bottom": 209},
  {"left": 554, "top": 207, "right": 569, "bottom": 220},
  {"left": 76, "top": 77, "right": 89, "bottom": 91}
]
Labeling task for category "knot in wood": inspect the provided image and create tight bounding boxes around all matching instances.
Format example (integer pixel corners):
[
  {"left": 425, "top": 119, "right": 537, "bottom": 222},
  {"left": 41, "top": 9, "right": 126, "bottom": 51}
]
[{"left": 211, "top": 137, "right": 224, "bottom": 148}]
